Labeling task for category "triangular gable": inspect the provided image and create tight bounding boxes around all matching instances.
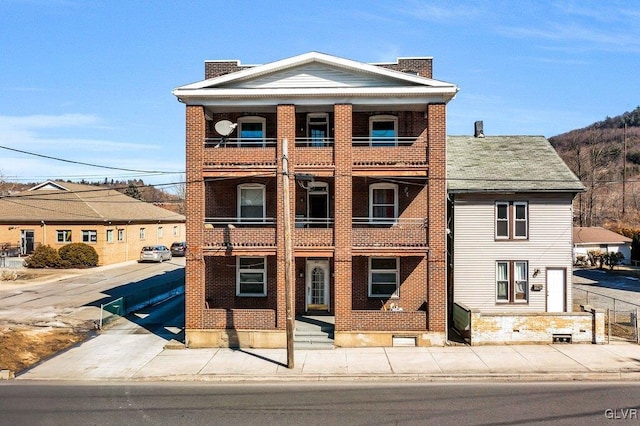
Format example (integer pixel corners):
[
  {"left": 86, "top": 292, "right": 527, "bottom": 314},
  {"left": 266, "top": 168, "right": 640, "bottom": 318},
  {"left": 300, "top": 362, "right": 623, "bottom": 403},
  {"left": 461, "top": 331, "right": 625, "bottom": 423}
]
[
  {"left": 176, "top": 51, "right": 455, "bottom": 91},
  {"left": 28, "top": 180, "right": 70, "bottom": 192}
]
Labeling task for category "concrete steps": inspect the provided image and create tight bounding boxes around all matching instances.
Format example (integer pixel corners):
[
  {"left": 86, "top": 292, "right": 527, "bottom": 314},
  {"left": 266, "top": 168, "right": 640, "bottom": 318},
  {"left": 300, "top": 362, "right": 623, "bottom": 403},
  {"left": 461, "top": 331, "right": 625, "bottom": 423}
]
[{"left": 294, "top": 315, "right": 334, "bottom": 350}]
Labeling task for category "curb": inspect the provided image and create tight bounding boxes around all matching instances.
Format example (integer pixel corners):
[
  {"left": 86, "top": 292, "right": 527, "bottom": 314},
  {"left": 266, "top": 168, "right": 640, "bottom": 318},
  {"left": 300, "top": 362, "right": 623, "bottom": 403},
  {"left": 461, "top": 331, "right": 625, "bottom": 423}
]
[{"left": 0, "top": 370, "right": 15, "bottom": 380}]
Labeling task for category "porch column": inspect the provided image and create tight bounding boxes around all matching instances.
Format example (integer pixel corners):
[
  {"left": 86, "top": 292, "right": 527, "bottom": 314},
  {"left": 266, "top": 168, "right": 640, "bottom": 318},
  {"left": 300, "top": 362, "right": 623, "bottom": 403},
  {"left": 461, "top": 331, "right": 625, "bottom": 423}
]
[
  {"left": 427, "top": 103, "right": 447, "bottom": 332},
  {"left": 185, "top": 105, "right": 206, "bottom": 331},
  {"left": 277, "top": 104, "right": 296, "bottom": 329},
  {"left": 333, "top": 103, "right": 353, "bottom": 332}
]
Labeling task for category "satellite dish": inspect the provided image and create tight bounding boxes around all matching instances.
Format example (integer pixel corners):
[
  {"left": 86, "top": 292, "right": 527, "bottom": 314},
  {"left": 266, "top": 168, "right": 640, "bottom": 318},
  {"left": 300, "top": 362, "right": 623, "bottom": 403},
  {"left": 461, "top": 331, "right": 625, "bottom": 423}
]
[{"left": 214, "top": 120, "right": 237, "bottom": 137}]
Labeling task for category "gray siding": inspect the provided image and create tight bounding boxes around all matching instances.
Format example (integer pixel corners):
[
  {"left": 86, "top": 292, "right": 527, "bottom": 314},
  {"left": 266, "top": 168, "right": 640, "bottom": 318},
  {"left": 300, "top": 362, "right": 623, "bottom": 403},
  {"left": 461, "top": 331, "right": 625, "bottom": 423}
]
[{"left": 452, "top": 193, "right": 574, "bottom": 313}]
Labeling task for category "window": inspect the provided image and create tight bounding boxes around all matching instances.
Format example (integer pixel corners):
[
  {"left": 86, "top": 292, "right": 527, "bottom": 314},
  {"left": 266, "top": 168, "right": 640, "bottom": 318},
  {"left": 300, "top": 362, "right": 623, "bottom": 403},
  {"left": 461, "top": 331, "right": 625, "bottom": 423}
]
[
  {"left": 237, "top": 257, "right": 266, "bottom": 296},
  {"left": 369, "top": 257, "right": 399, "bottom": 297},
  {"left": 237, "top": 116, "right": 266, "bottom": 147},
  {"left": 307, "top": 113, "right": 329, "bottom": 146},
  {"left": 117, "top": 229, "right": 124, "bottom": 241},
  {"left": 369, "top": 183, "right": 398, "bottom": 223},
  {"left": 82, "top": 230, "right": 97, "bottom": 243},
  {"left": 106, "top": 229, "right": 114, "bottom": 243},
  {"left": 495, "top": 201, "right": 528, "bottom": 239},
  {"left": 238, "top": 184, "right": 265, "bottom": 222},
  {"left": 139, "top": 228, "right": 146, "bottom": 240},
  {"left": 496, "top": 261, "right": 528, "bottom": 303},
  {"left": 158, "top": 226, "right": 163, "bottom": 238},
  {"left": 514, "top": 202, "right": 528, "bottom": 238},
  {"left": 496, "top": 202, "right": 509, "bottom": 238},
  {"left": 369, "top": 115, "right": 397, "bottom": 146},
  {"left": 173, "top": 226, "right": 178, "bottom": 237},
  {"left": 56, "top": 230, "right": 71, "bottom": 243}
]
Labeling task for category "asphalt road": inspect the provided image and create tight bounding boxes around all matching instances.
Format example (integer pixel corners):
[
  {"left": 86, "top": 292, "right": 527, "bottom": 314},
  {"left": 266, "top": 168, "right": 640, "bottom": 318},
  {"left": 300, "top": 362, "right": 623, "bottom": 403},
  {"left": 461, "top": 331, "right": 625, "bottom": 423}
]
[
  {"left": 573, "top": 268, "right": 640, "bottom": 310},
  {"left": 0, "top": 257, "right": 185, "bottom": 329},
  {"left": 2, "top": 382, "right": 640, "bottom": 425}
]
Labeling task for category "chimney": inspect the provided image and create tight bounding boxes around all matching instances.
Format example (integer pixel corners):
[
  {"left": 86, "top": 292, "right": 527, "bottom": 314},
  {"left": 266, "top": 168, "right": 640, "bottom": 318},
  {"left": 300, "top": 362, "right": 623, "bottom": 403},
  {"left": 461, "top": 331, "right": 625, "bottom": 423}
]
[{"left": 474, "top": 121, "right": 484, "bottom": 138}]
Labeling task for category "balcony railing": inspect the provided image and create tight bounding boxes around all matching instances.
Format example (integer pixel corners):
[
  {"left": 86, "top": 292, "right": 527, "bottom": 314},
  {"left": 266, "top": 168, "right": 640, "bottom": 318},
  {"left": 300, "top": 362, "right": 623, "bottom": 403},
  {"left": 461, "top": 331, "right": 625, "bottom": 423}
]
[
  {"left": 352, "top": 217, "right": 427, "bottom": 228},
  {"left": 204, "top": 138, "right": 278, "bottom": 148},
  {"left": 294, "top": 217, "right": 334, "bottom": 228},
  {"left": 352, "top": 136, "right": 422, "bottom": 147},
  {"left": 295, "top": 137, "right": 334, "bottom": 147},
  {"left": 205, "top": 217, "right": 276, "bottom": 226}
]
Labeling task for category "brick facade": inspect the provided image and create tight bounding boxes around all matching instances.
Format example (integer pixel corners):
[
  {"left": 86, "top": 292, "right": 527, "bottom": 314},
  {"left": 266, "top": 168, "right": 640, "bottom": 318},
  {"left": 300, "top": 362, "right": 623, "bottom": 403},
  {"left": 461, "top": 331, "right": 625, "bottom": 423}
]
[{"left": 177, "top": 53, "right": 456, "bottom": 347}]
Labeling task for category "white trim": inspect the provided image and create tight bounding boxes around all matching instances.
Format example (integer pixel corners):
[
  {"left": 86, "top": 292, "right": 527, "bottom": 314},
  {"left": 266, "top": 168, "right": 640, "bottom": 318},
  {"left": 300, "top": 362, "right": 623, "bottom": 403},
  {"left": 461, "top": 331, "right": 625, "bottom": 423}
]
[
  {"left": 237, "top": 256, "right": 267, "bottom": 297},
  {"left": 238, "top": 183, "right": 266, "bottom": 221},
  {"left": 175, "top": 52, "right": 457, "bottom": 91},
  {"left": 513, "top": 201, "right": 528, "bottom": 239},
  {"left": 369, "top": 183, "right": 398, "bottom": 223},
  {"left": 495, "top": 201, "right": 509, "bottom": 239},
  {"left": 368, "top": 257, "right": 399, "bottom": 298},
  {"left": 237, "top": 116, "right": 266, "bottom": 147},
  {"left": 369, "top": 114, "right": 398, "bottom": 145},
  {"left": 305, "top": 259, "right": 330, "bottom": 310}
]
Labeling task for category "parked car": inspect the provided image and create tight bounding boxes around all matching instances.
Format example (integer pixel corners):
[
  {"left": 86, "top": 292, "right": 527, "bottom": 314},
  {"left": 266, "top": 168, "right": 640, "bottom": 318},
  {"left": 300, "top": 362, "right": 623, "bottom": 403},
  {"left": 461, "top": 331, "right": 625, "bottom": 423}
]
[
  {"left": 170, "top": 241, "right": 187, "bottom": 257},
  {"left": 139, "top": 245, "right": 172, "bottom": 263}
]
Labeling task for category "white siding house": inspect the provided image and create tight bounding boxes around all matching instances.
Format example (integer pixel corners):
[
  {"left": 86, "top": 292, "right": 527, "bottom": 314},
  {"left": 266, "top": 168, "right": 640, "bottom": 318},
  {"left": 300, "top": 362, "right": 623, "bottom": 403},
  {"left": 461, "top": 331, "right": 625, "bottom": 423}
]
[{"left": 448, "top": 134, "right": 585, "bottom": 315}]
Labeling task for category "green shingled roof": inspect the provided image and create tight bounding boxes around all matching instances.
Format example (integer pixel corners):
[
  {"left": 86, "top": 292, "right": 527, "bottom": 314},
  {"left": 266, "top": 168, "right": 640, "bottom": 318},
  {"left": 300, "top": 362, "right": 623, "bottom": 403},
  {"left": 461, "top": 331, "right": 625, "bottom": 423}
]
[{"left": 447, "top": 135, "right": 585, "bottom": 193}]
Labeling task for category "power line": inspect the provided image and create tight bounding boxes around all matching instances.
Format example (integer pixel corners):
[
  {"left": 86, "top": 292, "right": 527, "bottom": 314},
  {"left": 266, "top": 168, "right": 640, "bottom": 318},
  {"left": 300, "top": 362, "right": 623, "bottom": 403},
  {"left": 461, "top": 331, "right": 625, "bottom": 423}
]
[{"left": 0, "top": 144, "right": 184, "bottom": 174}]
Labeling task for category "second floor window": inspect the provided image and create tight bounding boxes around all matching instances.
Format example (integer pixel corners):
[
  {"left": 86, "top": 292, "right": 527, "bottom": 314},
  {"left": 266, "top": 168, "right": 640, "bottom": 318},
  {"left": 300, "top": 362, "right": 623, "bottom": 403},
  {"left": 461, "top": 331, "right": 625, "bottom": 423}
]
[
  {"left": 369, "top": 115, "right": 397, "bottom": 146},
  {"left": 140, "top": 228, "right": 146, "bottom": 240},
  {"left": 106, "top": 229, "right": 114, "bottom": 243},
  {"left": 117, "top": 229, "right": 124, "bottom": 241},
  {"left": 238, "top": 184, "right": 265, "bottom": 222},
  {"left": 495, "top": 201, "right": 528, "bottom": 239},
  {"left": 370, "top": 183, "right": 398, "bottom": 223},
  {"left": 307, "top": 113, "right": 329, "bottom": 146},
  {"left": 237, "top": 116, "right": 266, "bottom": 147}
]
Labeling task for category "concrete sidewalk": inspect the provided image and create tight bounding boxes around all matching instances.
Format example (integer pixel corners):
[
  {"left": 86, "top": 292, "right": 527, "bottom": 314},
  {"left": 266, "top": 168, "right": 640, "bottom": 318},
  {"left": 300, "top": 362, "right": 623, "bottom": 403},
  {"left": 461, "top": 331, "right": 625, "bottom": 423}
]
[{"left": 16, "top": 333, "right": 640, "bottom": 382}]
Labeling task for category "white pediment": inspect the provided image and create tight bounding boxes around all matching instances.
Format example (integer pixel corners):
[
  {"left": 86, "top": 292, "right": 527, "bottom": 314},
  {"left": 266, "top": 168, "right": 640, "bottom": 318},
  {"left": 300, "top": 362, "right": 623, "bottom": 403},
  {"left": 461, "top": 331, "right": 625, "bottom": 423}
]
[
  {"left": 220, "top": 64, "right": 407, "bottom": 89},
  {"left": 28, "top": 180, "right": 70, "bottom": 192}
]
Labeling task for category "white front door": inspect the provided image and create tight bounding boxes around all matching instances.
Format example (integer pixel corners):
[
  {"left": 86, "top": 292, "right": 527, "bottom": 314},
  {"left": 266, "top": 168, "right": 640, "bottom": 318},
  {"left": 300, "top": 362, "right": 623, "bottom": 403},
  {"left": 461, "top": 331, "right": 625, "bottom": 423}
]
[
  {"left": 546, "top": 268, "right": 566, "bottom": 312},
  {"left": 306, "top": 260, "right": 329, "bottom": 311}
]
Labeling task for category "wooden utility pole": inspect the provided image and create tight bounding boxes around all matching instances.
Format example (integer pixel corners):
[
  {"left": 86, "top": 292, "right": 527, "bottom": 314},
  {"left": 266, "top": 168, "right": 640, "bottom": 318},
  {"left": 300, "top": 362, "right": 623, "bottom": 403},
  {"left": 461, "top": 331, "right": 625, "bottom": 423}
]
[
  {"left": 623, "top": 123, "right": 627, "bottom": 217},
  {"left": 281, "top": 138, "right": 295, "bottom": 369}
]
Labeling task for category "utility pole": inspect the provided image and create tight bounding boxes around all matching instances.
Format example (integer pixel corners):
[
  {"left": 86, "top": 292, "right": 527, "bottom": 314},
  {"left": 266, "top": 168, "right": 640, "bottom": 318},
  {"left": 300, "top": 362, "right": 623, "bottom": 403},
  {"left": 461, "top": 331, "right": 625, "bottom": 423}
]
[
  {"left": 281, "top": 138, "right": 295, "bottom": 369},
  {"left": 623, "top": 123, "right": 627, "bottom": 217}
]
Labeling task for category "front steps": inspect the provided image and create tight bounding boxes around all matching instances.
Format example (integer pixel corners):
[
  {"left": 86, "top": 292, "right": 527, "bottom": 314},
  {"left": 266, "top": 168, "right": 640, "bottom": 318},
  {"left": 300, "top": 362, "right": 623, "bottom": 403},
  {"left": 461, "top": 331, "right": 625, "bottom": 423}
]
[{"left": 294, "top": 315, "right": 334, "bottom": 350}]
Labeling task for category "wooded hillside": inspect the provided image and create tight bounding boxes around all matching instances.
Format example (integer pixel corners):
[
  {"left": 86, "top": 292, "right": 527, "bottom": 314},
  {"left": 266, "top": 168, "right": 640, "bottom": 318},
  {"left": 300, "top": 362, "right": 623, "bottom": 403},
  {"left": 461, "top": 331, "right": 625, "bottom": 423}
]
[{"left": 550, "top": 106, "right": 640, "bottom": 234}]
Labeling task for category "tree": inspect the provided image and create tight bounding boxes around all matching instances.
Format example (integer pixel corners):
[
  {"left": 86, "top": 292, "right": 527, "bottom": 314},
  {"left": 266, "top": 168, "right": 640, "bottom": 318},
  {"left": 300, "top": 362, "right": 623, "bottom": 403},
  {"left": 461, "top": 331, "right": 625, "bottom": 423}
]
[{"left": 124, "top": 182, "right": 144, "bottom": 201}]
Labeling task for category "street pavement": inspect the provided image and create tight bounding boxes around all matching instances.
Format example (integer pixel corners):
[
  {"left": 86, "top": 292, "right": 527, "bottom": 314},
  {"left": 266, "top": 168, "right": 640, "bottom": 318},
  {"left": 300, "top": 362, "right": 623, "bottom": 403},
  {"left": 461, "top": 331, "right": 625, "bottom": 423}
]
[
  {"left": 7, "top": 263, "right": 640, "bottom": 383},
  {"left": 15, "top": 310, "right": 640, "bottom": 382}
]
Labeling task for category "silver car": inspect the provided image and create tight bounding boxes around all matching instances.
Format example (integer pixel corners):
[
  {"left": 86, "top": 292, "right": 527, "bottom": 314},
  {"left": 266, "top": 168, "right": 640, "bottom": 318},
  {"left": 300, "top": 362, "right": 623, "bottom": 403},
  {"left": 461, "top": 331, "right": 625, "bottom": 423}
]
[{"left": 138, "top": 245, "right": 172, "bottom": 263}]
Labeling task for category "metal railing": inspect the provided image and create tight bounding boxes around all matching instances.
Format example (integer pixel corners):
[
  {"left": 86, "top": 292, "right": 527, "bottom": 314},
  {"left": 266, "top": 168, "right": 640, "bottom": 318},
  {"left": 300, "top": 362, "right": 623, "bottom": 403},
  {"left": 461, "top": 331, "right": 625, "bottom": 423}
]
[
  {"left": 205, "top": 217, "right": 276, "bottom": 226},
  {"left": 352, "top": 217, "right": 427, "bottom": 227},
  {"left": 98, "top": 278, "right": 184, "bottom": 329},
  {"left": 352, "top": 136, "right": 422, "bottom": 147},
  {"left": 204, "top": 138, "right": 277, "bottom": 148},
  {"left": 295, "top": 137, "right": 334, "bottom": 147}
]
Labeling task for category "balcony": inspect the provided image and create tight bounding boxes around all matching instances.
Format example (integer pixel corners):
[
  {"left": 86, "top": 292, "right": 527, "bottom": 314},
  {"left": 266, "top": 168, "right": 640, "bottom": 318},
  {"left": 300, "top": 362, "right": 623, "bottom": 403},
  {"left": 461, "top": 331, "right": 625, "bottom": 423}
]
[
  {"left": 352, "top": 136, "right": 428, "bottom": 175},
  {"left": 202, "top": 138, "right": 277, "bottom": 175},
  {"left": 352, "top": 217, "right": 428, "bottom": 254},
  {"left": 203, "top": 221, "right": 276, "bottom": 255}
]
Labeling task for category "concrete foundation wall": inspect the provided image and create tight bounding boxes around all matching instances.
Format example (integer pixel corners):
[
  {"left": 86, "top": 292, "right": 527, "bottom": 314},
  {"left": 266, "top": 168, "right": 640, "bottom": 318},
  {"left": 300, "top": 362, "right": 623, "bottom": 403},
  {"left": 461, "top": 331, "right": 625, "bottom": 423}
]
[{"left": 461, "top": 304, "right": 605, "bottom": 345}]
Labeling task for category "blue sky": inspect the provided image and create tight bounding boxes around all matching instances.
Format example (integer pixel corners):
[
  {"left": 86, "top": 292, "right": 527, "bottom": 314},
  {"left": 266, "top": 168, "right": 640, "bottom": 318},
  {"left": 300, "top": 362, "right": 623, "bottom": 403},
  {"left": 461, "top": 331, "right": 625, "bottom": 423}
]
[{"left": 1, "top": 0, "right": 638, "bottom": 189}]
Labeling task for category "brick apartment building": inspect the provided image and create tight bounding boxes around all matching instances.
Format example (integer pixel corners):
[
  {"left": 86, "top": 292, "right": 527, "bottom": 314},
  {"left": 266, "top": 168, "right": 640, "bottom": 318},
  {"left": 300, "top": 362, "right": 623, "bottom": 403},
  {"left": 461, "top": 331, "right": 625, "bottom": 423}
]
[{"left": 173, "top": 52, "right": 458, "bottom": 347}]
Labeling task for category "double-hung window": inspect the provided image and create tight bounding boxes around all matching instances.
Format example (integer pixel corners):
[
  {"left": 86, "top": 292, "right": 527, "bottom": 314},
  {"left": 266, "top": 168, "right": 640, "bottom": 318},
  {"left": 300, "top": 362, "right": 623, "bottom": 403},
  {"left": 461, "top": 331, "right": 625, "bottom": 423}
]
[
  {"left": 369, "top": 115, "right": 397, "bottom": 146},
  {"left": 370, "top": 183, "right": 398, "bottom": 224},
  {"left": 82, "top": 230, "right": 97, "bottom": 243},
  {"left": 496, "top": 261, "right": 528, "bottom": 303},
  {"left": 56, "top": 230, "right": 71, "bottom": 243},
  {"left": 238, "top": 184, "right": 265, "bottom": 222},
  {"left": 106, "top": 229, "right": 114, "bottom": 243},
  {"left": 369, "top": 257, "right": 399, "bottom": 297},
  {"left": 307, "top": 113, "right": 329, "bottom": 147},
  {"left": 237, "top": 257, "right": 267, "bottom": 296},
  {"left": 237, "top": 116, "right": 266, "bottom": 147},
  {"left": 117, "top": 229, "right": 124, "bottom": 241},
  {"left": 495, "top": 201, "right": 528, "bottom": 239}
]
